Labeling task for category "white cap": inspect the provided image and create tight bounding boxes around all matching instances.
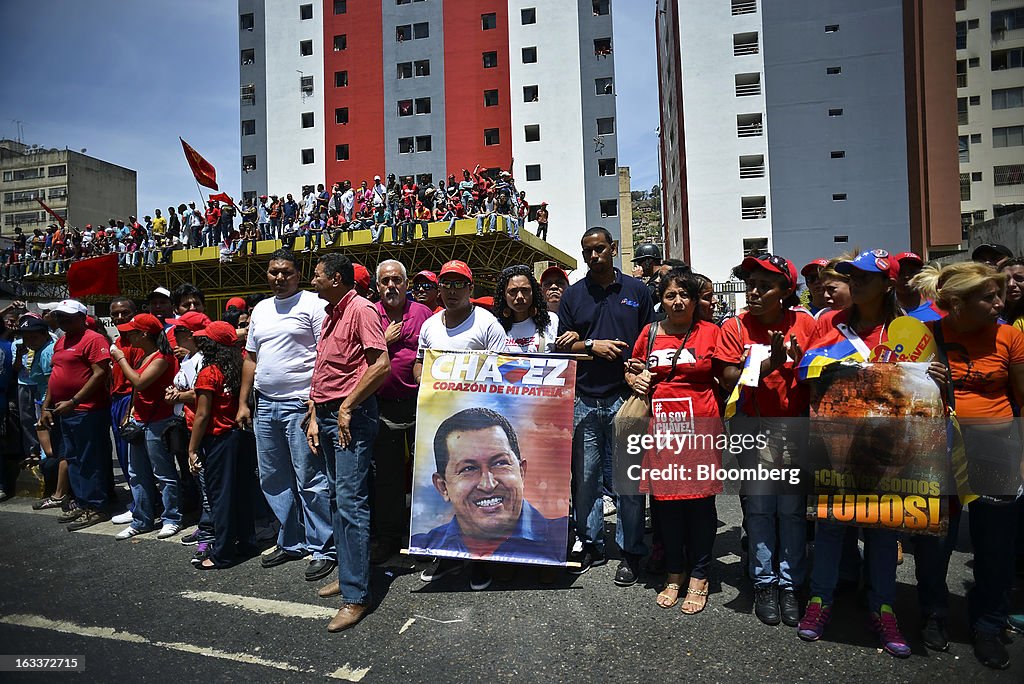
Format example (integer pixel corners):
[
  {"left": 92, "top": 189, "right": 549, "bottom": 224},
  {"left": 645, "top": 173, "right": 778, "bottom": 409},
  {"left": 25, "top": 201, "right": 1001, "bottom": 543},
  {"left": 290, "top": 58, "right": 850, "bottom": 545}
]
[
  {"left": 148, "top": 286, "right": 172, "bottom": 299},
  {"left": 53, "top": 299, "right": 88, "bottom": 316},
  {"left": 36, "top": 301, "right": 60, "bottom": 311}
]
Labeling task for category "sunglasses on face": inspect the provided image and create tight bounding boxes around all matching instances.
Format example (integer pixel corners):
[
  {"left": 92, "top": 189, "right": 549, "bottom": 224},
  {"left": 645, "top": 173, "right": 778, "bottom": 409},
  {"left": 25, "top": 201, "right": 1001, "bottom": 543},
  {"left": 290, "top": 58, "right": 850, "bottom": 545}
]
[
  {"left": 439, "top": 280, "right": 472, "bottom": 290},
  {"left": 411, "top": 283, "right": 436, "bottom": 292}
]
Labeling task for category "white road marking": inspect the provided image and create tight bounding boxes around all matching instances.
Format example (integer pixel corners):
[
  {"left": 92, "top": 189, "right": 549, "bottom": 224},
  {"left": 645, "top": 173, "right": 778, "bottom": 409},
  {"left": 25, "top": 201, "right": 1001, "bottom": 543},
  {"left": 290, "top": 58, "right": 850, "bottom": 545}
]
[
  {"left": 412, "top": 614, "right": 463, "bottom": 624},
  {"left": 0, "top": 500, "right": 199, "bottom": 543},
  {"left": 180, "top": 590, "right": 337, "bottom": 620},
  {"left": 328, "top": 664, "right": 372, "bottom": 682},
  {"left": 398, "top": 618, "right": 415, "bottom": 634}
]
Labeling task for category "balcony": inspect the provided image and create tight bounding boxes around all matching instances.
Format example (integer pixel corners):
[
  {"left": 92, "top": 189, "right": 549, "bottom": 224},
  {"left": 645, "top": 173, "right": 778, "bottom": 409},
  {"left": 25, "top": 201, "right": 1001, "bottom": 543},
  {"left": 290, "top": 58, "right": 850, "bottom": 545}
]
[
  {"left": 739, "top": 155, "right": 765, "bottom": 178},
  {"left": 731, "top": 0, "right": 757, "bottom": 15},
  {"left": 741, "top": 196, "right": 767, "bottom": 219},
  {"left": 733, "top": 32, "right": 759, "bottom": 56},
  {"left": 956, "top": 73, "right": 967, "bottom": 88},
  {"left": 735, "top": 72, "right": 761, "bottom": 96},
  {"left": 737, "top": 113, "right": 763, "bottom": 137},
  {"left": 958, "top": 109, "right": 968, "bottom": 125},
  {"left": 240, "top": 84, "right": 255, "bottom": 106}
]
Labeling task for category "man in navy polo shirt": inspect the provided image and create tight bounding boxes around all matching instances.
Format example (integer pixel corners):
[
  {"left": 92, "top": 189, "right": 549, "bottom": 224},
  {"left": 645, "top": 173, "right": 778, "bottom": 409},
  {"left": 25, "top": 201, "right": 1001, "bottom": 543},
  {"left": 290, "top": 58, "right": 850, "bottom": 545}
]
[{"left": 557, "top": 227, "right": 654, "bottom": 584}]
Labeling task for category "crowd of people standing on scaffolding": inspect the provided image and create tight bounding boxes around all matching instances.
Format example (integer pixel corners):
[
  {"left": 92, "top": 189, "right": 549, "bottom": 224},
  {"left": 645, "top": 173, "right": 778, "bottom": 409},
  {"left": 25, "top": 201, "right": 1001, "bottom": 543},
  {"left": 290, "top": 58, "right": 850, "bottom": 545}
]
[{"left": 0, "top": 165, "right": 548, "bottom": 278}]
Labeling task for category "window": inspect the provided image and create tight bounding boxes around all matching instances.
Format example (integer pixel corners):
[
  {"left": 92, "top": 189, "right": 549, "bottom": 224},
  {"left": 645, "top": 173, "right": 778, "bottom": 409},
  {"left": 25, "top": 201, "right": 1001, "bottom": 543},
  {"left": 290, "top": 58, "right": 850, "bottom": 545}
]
[
  {"left": 241, "top": 48, "right": 255, "bottom": 65},
  {"left": 599, "top": 199, "right": 618, "bottom": 217},
  {"left": 522, "top": 46, "right": 538, "bottom": 63},
  {"left": 48, "top": 187, "right": 67, "bottom": 199},
  {"left": 957, "top": 59, "right": 967, "bottom": 88},
  {"left": 413, "top": 22, "right": 429, "bottom": 38},
  {"left": 830, "top": 150, "right": 845, "bottom": 159},
  {"left": 992, "top": 8, "right": 1024, "bottom": 32},
  {"left": 743, "top": 237, "right": 769, "bottom": 257},
  {"left": 826, "top": 66, "right": 841, "bottom": 75},
  {"left": 481, "top": 12, "right": 496, "bottom": 30},
  {"left": 241, "top": 119, "right": 256, "bottom": 136},
  {"left": 242, "top": 155, "right": 257, "bottom": 171},
  {"left": 334, "top": 0, "right": 347, "bottom": 14},
  {"left": 594, "top": 38, "right": 612, "bottom": 56},
  {"left": 335, "top": 71, "right": 348, "bottom": 87},
  {"left": 993, "top": 126, "right": 1024, "bottom": 148},
  {"left": 993, "top": 86, "right": 1024, "bottom": 109},
  {"left": 397, "top": 0, "right": 410, "bottom": 4},
  {"left": 522, "top": 7, "right": 536, "bottom": 24},
  {"left": 741, "top": 196, "right": 767, "bottom": 219},
  {"left": 333, "top": 34, "right": 347, "bottom": 51},
  {"left": 995, "top": 165, "right": 1024, "bottom": 186},
  {"left": 300, "top": 75, "right": 314, "bottom": 93},
  {"left": 737, "top": 113, "right": 763, "bottom": 137},
  {"left": 972, "top": 171, "right": 983, "bottom": 181},
  {"left": 397, "top": 24, "right": 412, "bottom": 41},
  {"left": 417, "top": 174, "right": 434, "bottom": 186},
  {"left": 955, "top": 0, "right": 965, "bottom": 9},
  {"left": 828, "top": 108, "right": 843, "bottom": 117},
  {"left": 733, "top": 32, "right": 759, "bottom": 56},
  {"left": 596, "top": 77, "right": 613, "bottom": 95},
  {"left": 240, "top": 13, "right": 254, "bottom": 31},
  {"left": 415, "top": 135, "right": 432, "bottom": 152},
  {"left": 825, "top": 24, "right": 839, "bottom": 33},
  {"left": 834, "top": 235, "right": 849, "bottom": 243},
  {"left": 739, "top": 154, "right": 765, "bottom": 178},
  {"left": 336, "top": 145, "right": 349, "bottom": 161},
  {"left": 523, "top": 85, "right": 539, "bottom": 102},
  {"left": 415, "top": 97, "right": 431, "bottom": 114},
  {"left": 959, "top": 136, "right": 970, "bottom": 163},
  {"left": 735, "top": 72, "right": 760, "bottom": 96},
  {"left": 992, "top": 48, "right": 1024, "bottom": 70},
  {"left": 957, "top": 97, "right": 968, "bottom": 124},
  {"left": 969, "top": 95, "right": 980, "bottom": 105},
  {"left": 832, "top": 193, "right": 847, "bottom": 201},
  {"left": 414, "top": 59, "right": 430, "bottom": 76},
  {"left": 524, "top": 125, "right": 540, "bottom": 142},
  {"left": 971, "top": 132, "right": 982, "bottom": 143},
  {"left": 397, "top": 62, "right": 413, "bottom": 79},
  {"left": 597, "top": 117, "right": 615, "bottom": 135},
  {"left": 301, "top": 112, "right": 314, "bottom": 128},
  {"left": 300, "top": 40, "right": 313, "bottom": 56},
  {"left": 484, "top": 128, "right": 500, "bottom": 146},
  {"left": 969, "top": 18, "right": 979, "bottom": 29},
  {"left": 48, "top": 164, "right": 66, "bottom": 177},
  {"left": 956, "top": 21, "right": 967, "bottom": 50},
  {"left": 484, "top": 89, "right": 499, "bottom": 106},
  {"left": 969, "top": 57, "right": 980, "bottom": 67},
  {"left": 399, "top": 137, "right": 414, "bottom": 154},
  {"left": 335, "top": 107, "right": 349, "bottom": 124},
  {"left": 398, "top": 99, "right": 413, "bottom": 116},
  {"left": 300, "top": 3, "right": 313, "bottom": 20},
  {"left": 301, "top": 149, "right": 314, "bottom": 165},
  {"left": 960, "top": 173, "right": 971, "bottom": 201},
  {"left": 598, "top": 158, "right": 616, "bottom": 176},
  {"left": 483, "top": 51, "right": 498, "bottom": 68},
  {"left": 593, "top": 0, "right": 609, "bottom": 15},
  {"left": 525, "top": 165, "right": 542, "bottom": 181},
  {"left": 241, "top": 83, "right": 256, "bottom": 105}
]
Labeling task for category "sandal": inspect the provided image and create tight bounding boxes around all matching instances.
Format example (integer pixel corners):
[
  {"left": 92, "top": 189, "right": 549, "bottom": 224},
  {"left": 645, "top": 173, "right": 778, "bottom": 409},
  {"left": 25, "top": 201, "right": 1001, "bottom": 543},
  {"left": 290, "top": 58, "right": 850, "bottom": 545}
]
[
  {"left": 657, "top": 583, "right": 681, "bottom": 609},
  {"left": 681, "top": 581, "right": 709, "bottom": 615}
]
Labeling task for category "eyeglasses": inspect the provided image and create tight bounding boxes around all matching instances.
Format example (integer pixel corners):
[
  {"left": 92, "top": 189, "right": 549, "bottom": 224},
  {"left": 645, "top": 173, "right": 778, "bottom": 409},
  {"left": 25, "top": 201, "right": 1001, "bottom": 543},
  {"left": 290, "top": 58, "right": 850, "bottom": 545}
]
[
  {"left": 411, "top": 283, "right": 436, "bottom": 292},
  {"left": 754, "top": 254, "right": 793, "bottom": 283},
  {"left": 438, "top": 280, "right": 472, "bottom": 290}
]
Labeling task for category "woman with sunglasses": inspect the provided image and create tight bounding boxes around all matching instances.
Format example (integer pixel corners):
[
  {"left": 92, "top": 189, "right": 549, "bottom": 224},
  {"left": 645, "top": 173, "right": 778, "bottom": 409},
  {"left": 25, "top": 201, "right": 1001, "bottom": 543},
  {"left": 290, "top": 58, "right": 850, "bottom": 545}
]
[
  {"left": 493, "top": 265, "right": 559, "bottom": 352},
  {"left": 719, "top": 253, "right": 816, "bottom": 628}
]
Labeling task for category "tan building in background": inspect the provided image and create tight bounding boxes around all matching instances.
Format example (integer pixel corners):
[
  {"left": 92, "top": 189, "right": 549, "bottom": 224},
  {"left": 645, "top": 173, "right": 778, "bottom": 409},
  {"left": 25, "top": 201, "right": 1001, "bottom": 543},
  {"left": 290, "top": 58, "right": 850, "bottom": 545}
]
[{"left": 618, "top": 167, "right": 635, "bottom": 264}]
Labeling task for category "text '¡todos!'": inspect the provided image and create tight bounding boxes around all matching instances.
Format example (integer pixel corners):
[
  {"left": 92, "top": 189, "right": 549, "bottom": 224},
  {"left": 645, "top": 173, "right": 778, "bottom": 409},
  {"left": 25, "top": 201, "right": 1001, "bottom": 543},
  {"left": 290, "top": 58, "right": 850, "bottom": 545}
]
[{"left": 430, "top": 354, "right": 569, "bottom": 387}]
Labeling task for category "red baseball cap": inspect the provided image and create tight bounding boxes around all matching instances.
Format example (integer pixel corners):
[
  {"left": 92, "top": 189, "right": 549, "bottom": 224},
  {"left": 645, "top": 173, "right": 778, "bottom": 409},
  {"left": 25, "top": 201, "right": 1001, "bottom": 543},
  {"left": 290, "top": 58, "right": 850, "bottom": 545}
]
[
  {"left": 894, "top": 251, "right": 923, "bottom": 265},
  {"left": 226, "top": 296, "right": 247, "bottom": 311},
  {"left": 166, "top": 311, "right": 211, "bottom": 332},
  {"left": 439, "top": 260, "right": 473, "bottom": 282},
  {"left": 541, "top": 265, "right": 569, "bottom": 284},
  {"left": 194, "top": 321, "right": 237, "bottom": 346},
  {"left": 740, "top": 254, "right": 798, "bottom": 288},
  {"left": 353, "top": 263, "right": 371, "bottom": 291},
  {"left": 471, "top": 296, "right": 494, "bottom": 308},
  {"left": 412, "top": 270, "right": 438, "bottom": 284},
  {"left": 801, "top": 258, "right": 829, "bottom": 278},
  {"left": 116, "top": 313, "right": 164, "bottom": 335}
]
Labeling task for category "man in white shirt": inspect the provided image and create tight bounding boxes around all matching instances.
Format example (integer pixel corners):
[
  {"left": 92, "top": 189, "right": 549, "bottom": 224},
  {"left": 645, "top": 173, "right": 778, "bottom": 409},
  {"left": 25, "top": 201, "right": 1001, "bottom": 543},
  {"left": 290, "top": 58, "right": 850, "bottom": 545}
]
[
  {"left": 371, "top": 175, "right": 387, "bottom": 209},
  {"left": 237, "top": 248, "right": 335, "bottom": 582},
  {"left": 340, "top": 182, "right": 356, "bottom": 223}
]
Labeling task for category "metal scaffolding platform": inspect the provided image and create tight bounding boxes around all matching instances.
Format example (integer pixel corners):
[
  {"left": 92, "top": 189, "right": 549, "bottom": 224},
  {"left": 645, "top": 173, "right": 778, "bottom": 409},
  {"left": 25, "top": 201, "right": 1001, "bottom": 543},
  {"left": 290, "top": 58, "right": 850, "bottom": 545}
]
[{"left": 24, "top": 218, "right": 577, "bottom": 308}]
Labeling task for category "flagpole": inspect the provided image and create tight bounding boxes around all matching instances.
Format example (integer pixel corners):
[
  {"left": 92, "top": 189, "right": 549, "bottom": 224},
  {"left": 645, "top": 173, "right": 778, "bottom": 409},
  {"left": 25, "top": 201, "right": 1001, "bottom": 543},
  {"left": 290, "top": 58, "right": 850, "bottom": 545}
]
[{"left": 194, "top": 178, "right": 208, "bottom": 209}]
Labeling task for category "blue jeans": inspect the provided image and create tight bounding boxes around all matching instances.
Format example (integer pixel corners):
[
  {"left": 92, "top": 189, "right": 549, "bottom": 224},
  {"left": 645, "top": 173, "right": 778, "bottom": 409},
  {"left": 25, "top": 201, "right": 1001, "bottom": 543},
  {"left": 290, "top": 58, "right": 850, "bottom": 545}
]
[
  {"left": 747, "top": 495, "right": 807, "bottom": 590},
  {"left": 572, "top": 392, "right": 646, "bottom": 556},
  {"left": 318, "top": 399, "right": 379, "bottom": 605},
  {"left": 128, "top": 415, "right": 181, "bottom": 529},
  {"left": 59, "top": 409, "right": 112, "bottom": 511},
  {"left": 254, "top": 395, "right": 334, "bottom": 560},
  {"left": 811, "top": 520, "right": 897, "bottom": 611},
  {"left": 110, "top": 393, "right": 132, "bottom": 509},
  {"left": 371, "top": 221, "right": 389, "bottom": 243},
  {"left": 476, "top": 214, "right": 496, "bottom": 235}
]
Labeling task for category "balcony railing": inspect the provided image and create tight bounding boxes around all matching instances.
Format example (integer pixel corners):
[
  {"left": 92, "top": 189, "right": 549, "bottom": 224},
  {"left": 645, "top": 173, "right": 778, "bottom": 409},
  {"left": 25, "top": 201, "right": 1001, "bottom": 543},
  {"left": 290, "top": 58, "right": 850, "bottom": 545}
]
[
  {"left": 995, "top": 183, "right": 1024, "bottom": 197},
  {"left": 731, "top": 0, "right": 757, "bottom": 15},
  {"left": 735, "top": 83, "right": 761, "bottom": 96},
  {"left": 739, "top": 165, "right": 766, "bottom": 178},
  {"left": 957, "top": 110, "right": 968, "bottom": 125},
  {"left": 956, "top": 73, "right": 968, "bottom": 88},
  {"left": 741, "top": 206, "right": 767, "bottom": 219},
  {"left": 737, "top": 122, "right": 763, "bottom": 137},
  {"left": 734, "top": 41, "right": 759, "bottom": 56}
]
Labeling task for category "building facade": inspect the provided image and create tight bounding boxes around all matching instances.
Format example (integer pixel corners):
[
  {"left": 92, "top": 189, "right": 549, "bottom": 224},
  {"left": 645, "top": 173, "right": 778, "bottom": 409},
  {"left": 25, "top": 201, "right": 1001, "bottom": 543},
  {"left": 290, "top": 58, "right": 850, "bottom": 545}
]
[
  {"left": 657, "top": 0, "right": 961, "bottom": 283},
  {"left": 238, "top": 0, "right": 621, "bottom": 264},
  {"left": 0, "top": 140, "right": 136, "bottom": 233},
  {"left": 956, "top": 0, "right": 1024, "bottom": 232}
]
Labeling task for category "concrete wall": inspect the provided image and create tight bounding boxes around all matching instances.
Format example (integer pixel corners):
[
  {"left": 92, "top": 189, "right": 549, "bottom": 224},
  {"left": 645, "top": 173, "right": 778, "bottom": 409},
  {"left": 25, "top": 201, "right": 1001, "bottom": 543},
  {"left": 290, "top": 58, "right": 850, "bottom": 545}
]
[
  {"left": 950, "top": 208, "right": 1024, "bottom": 262},
  {"left": 66, "top": 151, "right": 137, "bottom": 226},
  {"left": 239, "top": 0, "right": 268, "bottom": 198}
]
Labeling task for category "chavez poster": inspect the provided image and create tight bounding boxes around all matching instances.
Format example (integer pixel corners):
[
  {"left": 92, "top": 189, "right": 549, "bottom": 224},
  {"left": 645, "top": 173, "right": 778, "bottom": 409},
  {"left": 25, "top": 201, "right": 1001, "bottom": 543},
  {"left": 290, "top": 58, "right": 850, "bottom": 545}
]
[
  {"left": 408, "top": 350, "right": 575, "bottom": 566},
  {"left": 806, "top": 362, "right": 949, "bottom": 535}
]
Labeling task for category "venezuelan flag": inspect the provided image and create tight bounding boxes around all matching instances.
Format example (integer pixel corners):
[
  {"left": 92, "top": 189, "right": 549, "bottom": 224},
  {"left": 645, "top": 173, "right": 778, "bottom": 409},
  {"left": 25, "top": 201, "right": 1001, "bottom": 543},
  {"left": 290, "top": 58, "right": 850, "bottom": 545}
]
[{"left": 796, "top": 338, "right": 865, "bottom": 381}]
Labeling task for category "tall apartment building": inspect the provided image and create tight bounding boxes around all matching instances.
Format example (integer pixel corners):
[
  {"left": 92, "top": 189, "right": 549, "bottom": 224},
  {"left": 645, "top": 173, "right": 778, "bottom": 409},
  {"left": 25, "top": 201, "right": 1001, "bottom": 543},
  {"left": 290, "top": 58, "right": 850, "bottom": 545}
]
[
  {"left": 237, "top": 0, "right": 621, "bottom": 264},
  {"left": 0, "top": 140, "right": 136, "bottom": 233},
  {"left": 956, "top": 1, "right": 1024, "bottom": 232},
  {"left": 657, "top": 0, "right": 961, "bottom": 283}
]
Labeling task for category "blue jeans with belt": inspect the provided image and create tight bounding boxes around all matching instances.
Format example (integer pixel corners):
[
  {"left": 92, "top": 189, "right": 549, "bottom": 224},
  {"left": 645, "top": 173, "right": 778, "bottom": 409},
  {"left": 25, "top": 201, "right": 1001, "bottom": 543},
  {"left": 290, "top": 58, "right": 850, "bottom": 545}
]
[
  {"left": 811, "top": 521, "right": 898, "bottom": 612},
  {"left": 60, "top": 409, "right": 112, "bottom": 511},
  {"left": 128, "top": 415, "right": 181, "bottom": 530},
  {"left": 318, "top": 398, "right": 379, "bottom": 605}
]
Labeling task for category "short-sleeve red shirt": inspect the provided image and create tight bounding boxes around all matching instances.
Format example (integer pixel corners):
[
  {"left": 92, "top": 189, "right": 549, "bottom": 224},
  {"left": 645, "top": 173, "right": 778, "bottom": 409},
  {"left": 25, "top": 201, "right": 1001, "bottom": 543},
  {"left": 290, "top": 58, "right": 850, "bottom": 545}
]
[
  {"left": 194, "top": 365, "right": 239, "bottom": 436},
  {"left": 111, "top": 337, "right": 145, "bottom": 396},
  {"left": 49, "top": 329, "right": 112, "bottom": 411},
  {"left": 310, "top": 289, "right": 388, "bottom": 403}
]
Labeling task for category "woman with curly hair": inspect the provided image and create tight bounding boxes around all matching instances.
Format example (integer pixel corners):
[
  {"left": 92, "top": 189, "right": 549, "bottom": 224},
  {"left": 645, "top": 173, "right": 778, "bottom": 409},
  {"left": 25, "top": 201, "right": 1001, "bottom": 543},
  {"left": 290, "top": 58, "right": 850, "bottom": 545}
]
[
  {"left": 493, "top": 264, "right": 559, "bottom": 352},
  {"left": 187, "top": 321, "right": 258, "bottom": 570}
]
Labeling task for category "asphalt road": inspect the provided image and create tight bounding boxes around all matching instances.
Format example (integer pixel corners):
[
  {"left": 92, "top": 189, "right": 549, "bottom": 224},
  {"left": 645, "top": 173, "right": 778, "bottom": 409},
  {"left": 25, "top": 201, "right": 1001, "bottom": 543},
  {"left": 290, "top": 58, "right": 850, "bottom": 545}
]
[{"left": 1, "top": 493, "right": 1023, "bottom": 683}]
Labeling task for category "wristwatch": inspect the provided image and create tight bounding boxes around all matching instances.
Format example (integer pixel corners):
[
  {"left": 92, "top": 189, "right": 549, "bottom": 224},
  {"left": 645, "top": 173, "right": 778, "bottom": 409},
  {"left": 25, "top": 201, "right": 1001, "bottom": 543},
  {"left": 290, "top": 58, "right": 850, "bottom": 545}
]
[{"left": 584, "top": 338, "right": 594, "bottom": 352}]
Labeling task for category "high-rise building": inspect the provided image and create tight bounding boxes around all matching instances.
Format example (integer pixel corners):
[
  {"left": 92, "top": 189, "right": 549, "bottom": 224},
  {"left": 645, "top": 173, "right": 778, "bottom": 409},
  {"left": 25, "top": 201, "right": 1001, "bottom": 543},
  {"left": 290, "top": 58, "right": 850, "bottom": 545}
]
[
  {"left": 0, "top": 140, "right": 136, "bottom": 233},
  {"left": 237, "top": 0, "right": 621, "bottom": 263},
  {"left": 955, "top": 0, "right": 1024, "bottom": 233},
  {"left": 657, "top": 0, "right": 961, "bottom": 283}
]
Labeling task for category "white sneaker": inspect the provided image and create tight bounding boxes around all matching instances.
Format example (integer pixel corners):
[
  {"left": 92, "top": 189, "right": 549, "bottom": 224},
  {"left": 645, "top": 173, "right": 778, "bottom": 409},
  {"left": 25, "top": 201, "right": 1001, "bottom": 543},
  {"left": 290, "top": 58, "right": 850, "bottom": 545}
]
[
  {"left": 157, "top": 524, "right": 181, "bottom": 539},
  {"left": 603, "top": 495, "right": 617, "bottom": 517},
  {"left": 111, "top": 511, "right": 134, "bottom": 525},
  {"left": 115, "top": 526, "right": 142, "bottom": 540}
]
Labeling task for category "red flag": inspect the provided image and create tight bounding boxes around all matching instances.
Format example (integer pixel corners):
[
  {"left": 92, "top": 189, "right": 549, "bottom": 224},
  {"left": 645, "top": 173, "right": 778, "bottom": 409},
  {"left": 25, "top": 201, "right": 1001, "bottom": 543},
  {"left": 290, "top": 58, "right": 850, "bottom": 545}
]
[
  {"left": 180, "top": 137, "right": 219, "bottom": 190},
  {"left": 36, "top": 198, "right": 65, "bottom": 228},
  {"left": 208, "top": 192, "right": 234, "bottom": 206},
  {"left": 67, "top": 253, "right": 120, "bottom": 298}
]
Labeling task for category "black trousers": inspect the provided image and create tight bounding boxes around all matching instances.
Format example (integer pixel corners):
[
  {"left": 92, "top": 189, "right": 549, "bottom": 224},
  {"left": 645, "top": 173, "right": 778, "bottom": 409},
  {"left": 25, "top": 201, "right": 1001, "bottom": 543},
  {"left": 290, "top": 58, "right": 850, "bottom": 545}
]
[
  {"left": 653, "top": 496, "right": 717, "bottom": 579},
  {"left": 371, "top": 396, "right": 416, "bottom": 542},
  {"left": 202, "top": 429, "right": 257, "bottom": 566}
]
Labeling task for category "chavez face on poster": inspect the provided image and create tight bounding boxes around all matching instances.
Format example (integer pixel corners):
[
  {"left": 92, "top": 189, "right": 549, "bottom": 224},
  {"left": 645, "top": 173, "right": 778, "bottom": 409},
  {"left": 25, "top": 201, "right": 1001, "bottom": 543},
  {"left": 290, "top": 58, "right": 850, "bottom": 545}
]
[
  {"left": 409, "top": 350, "right": 575, "bottom": 566},
  {"left": 806, "top": 362, "right": 949, "bottom": 535}
]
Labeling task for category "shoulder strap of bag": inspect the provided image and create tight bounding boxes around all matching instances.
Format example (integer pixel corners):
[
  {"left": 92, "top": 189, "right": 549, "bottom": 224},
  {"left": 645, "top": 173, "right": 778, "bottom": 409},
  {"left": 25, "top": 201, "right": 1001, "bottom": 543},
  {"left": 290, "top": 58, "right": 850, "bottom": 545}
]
[
  {"left": 931, "top": 320, "right": 956, "bottom": 411},
  {"left": 666, "top": 324, "right": 695, "bottom": 382},
  {"left": 645, "top": 320, "right": 660, "bottom": 362}
]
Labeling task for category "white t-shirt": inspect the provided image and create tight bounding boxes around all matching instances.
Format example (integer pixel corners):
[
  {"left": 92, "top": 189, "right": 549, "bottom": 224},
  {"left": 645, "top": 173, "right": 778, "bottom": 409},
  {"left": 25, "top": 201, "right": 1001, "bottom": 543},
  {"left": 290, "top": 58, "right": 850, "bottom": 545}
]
[
  {"left": 245, "top": 290, "right": 326, "bottom": 400},
  {"left": 172, "top": 351, "right": 204, "bottom": 416},
  {"left": 504, "top": 311, "right": 559, "bottom": 353},
  {"left": 417, "top": 307, "right": 507, "bottom": 361}
]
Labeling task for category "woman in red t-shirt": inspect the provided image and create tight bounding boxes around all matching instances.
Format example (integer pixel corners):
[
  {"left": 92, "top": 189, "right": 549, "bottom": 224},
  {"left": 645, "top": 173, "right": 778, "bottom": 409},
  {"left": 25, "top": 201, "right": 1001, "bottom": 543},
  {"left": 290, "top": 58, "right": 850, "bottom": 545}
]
[
  {"left": 187, "top": 322, "right": 257, "bottom": 570},
  {"left": 718, "top": 254, "right": 815, "bottom": 629},
  {"left": 625, "top": 269, "right": 723, "bottom": 615},
  {"left": 109, "top": 313, "right": 180, "bottom": 541}
]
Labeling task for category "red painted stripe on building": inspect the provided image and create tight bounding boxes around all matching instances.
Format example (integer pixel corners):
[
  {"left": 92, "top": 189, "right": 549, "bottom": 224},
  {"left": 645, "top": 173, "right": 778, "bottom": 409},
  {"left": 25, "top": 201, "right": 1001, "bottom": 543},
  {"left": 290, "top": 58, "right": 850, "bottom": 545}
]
[
  {"left": 442, "top": 1, "right": 512, "bottom": 177},
  {"left": 323, "top": 0, "right": 385, "bottom": 186}
]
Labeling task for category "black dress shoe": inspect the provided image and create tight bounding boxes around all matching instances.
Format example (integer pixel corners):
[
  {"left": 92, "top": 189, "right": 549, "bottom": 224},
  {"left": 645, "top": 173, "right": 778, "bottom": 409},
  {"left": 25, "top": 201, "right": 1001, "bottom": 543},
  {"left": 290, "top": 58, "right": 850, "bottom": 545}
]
[
  {"left": 754, "top": 586, "right": 781, "bottom": 625},
  {"left": 921, "top": 616, "right": 949, "bottom": 651},
  {"left": 973, "top": 631, "right": 1010, "bottom": 669},
  {"left": 305, "top": 558, "right": 337, "bottom": 582},
  {"left": 779, "top": 589, "right": 800, "bottom": 627},
  {"left": 613, "top": 554, "right": 641, "bottom": 587},
  {"left": 261, "top": 547, "right": 303, "bottom": 568}
]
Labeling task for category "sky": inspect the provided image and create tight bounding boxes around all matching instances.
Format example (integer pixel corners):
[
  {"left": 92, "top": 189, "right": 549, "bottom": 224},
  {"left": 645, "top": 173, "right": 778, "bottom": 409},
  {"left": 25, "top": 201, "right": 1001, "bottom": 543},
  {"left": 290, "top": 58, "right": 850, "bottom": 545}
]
[{"left": 0, "top": 0, "right": 661, "bottom": 215}]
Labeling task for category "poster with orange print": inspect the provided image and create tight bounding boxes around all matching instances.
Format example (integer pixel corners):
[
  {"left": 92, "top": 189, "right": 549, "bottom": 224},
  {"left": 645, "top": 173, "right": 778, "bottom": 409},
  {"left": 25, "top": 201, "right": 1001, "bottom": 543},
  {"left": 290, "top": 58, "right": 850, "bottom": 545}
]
[{"left": 408, "top": 350, "right": 575, "bottom": 566}]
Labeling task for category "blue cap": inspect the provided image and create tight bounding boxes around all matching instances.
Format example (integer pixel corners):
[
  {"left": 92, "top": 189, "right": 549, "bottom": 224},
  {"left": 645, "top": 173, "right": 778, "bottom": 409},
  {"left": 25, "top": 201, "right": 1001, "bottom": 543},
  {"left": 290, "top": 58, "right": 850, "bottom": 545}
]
[{"left": 835, "top": 249, "right": 897, "bottom": 279}]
